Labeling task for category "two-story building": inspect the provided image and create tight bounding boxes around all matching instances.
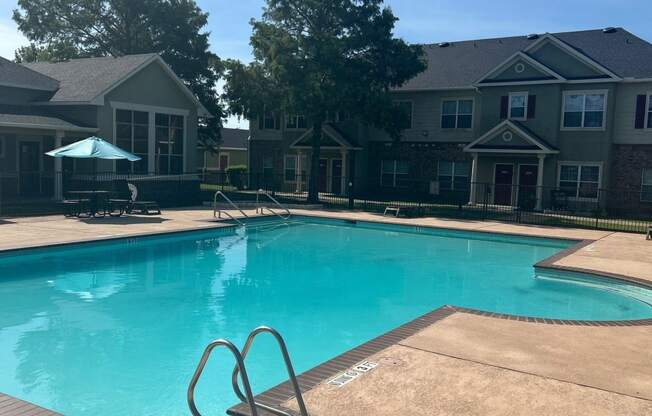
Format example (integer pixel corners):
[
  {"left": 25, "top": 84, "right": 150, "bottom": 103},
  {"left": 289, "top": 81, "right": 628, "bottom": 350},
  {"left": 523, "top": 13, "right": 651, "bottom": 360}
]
[
  {"left": 248, "top": 28, "right": 652, "bottom": 214},
  {"left": 0, "top": 53, "right": 209, "bottom": 208}
]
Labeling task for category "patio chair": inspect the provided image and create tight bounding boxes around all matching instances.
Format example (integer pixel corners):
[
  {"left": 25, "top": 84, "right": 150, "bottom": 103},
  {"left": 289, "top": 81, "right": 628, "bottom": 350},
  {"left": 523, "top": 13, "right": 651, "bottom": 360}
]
[
  {"left": 62, "top": 198, "right": 91, "bottom": 218},
  {"left": 127, "top": 183, "right": 161, "bottom": 215},
  {"left": 108, "top": 180, "right": 132, "bottom": 217},
  {"left": 647, "top": 225, "right": 652, "bottom": 240}
]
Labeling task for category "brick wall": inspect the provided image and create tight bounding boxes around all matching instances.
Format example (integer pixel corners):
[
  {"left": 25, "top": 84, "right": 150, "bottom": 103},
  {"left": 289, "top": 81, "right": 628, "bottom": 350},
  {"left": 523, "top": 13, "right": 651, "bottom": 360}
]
[{"left": 609, "top": 144, "right": 652, "bottom": 216}]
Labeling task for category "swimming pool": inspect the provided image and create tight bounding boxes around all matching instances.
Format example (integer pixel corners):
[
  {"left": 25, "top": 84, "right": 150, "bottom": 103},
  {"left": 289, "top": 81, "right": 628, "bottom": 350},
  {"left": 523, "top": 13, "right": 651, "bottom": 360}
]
[{"left": 0, "top": 216, "right": 650, "bottom": 415}]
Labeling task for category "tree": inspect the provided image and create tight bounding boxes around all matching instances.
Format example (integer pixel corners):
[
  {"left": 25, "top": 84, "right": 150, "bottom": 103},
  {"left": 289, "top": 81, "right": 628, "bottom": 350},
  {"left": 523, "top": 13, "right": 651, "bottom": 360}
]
[
  {"left": 223, "top": 0, "right": 426, "bottom": 202},
  {"left": 13, "top": 0, "right": 223, "bottom": 151}
]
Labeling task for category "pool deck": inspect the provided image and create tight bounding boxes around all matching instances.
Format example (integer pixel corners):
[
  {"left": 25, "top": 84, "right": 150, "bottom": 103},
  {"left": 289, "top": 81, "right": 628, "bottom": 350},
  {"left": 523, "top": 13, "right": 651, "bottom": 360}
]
[{"left": 1, "top": 207, "right": 652, "bottom": 415}]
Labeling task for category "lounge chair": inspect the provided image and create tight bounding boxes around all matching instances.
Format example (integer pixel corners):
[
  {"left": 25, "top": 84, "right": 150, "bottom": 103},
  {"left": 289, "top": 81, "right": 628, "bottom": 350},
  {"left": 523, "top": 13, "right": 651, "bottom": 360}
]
[
  {"left": 108, "top": 180, "right": 132, "bottom": 217},
  {"left": 647, "top": 225, "right": 652, "bottom": 240},
  {"left": 127, "top": 183, "right": 161, "bottom": 215}
]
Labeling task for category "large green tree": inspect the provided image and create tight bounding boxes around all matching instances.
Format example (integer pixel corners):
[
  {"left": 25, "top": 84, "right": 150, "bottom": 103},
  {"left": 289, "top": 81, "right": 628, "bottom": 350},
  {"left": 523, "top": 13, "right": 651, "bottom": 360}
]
[
  {"left": 224, "top": 0, "right": 426, "bottom": 202},
  {"left": 13, "top": 0, "right": 223, "bottom": 150}
]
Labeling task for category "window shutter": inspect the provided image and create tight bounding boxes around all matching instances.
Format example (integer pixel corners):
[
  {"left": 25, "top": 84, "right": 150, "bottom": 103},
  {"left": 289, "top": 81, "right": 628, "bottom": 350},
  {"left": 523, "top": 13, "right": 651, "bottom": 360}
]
[
  {"left": 527, "top": 95, "right": 536, "bottom": 119},
  {"left": 500, "top": 96, "right": 508, "bottom": 119},
  {"left": 258, "top": 116, "right": 264, "bottom": 130},
  {"left": 635, "top": 95, "right": 646, "bottom": 129}
]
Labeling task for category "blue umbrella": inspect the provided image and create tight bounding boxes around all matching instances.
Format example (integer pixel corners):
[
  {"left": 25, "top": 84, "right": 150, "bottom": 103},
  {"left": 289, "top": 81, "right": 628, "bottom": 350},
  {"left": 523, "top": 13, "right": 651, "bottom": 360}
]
[{"left": 46, "top": 136, "right": 141, "bottom": 161}]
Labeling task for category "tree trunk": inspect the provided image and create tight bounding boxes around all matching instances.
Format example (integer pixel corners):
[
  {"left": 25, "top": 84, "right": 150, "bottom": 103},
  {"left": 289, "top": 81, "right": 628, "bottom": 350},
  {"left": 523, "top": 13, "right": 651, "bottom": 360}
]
[{"left": 307, "top": 120, "right": 322, "bottom": 203}]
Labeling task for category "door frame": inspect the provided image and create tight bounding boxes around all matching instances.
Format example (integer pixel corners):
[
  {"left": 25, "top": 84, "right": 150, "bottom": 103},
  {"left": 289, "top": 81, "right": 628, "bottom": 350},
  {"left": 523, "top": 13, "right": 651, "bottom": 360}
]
[
  {"left": 516, "top": 163, "right": 538, "bottom": 205},
  {"left": 16, "top": 138, "right": 44, "bottom": 196},
  {"left": 492, "top": 162, "right": 515, "bottom": 205}
]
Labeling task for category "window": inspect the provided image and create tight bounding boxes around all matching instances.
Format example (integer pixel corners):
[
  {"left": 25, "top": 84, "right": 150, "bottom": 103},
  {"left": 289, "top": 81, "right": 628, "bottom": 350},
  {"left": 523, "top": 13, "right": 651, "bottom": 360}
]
[
  {"left": 380, "top": 160, "right": 409, "bottom": 188},
  {"left": 558, "top": 163, "right": 601, "bottom": 199},
  {"left": 263, "top": 156, "right": 274, "bottom": 178},
  {"left": 115, "top": 109, "right": 148, "bottom": 173},
  {"left": 508, "top": 92, "right": 528, "bottom": 120},
  {"left": 648, "top": 95, "right": 652, "bottom": 129},
  {"left": 438, "top": 161, "right": 470, "bottom": 191},
  {"left": 562, "top": 91, "right": 606, "bottom": 129},
  {"left": 441, "top": 99, "right": 473, "bottom": 129},
  {"left": 259, "top": 111, "right": 280, "bottom": 130},
  {"left": 286, "top": 114, "right": 307, "bottom": 129},
  {"left": 642, "top": 168, "right": 652, "bottom": 202},
  {"left": 155, "top": 113, "right": 184, "bottom": 174},
  {"left": 284, "top": 154, "right": 307, "bottom": 182},
  {"left": 394, "top": 101, "right": 413, "bottom": 129}
]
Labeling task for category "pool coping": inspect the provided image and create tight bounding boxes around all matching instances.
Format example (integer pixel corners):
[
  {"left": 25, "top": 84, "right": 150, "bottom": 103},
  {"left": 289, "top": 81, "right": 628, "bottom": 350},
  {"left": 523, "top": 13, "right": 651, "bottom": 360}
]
[{"left": 0, "top": 392, "right": 62, "bottom": 416}]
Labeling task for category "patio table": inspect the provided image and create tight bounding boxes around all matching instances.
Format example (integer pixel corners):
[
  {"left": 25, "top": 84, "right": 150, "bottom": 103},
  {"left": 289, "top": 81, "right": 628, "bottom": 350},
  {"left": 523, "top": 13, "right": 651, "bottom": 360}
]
[{"left": 66, "top": 190, "right": 111, "bottom": 217}]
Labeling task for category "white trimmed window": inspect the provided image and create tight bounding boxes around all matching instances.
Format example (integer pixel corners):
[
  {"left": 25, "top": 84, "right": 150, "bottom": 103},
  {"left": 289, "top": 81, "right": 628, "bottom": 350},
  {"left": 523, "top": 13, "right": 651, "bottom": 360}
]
[
  {"left": 642, "top": 168, "right": 652, "bottom": 202},
  {"left": 155, "top": 113, "right": 185, "bottom": 174},
  {"left": 286, "top": 114, "right": 307, "bottom": 129},
  {"left": 508, "top": 92, "right": 528, "bottom": 120},
  {"left": 441, "top": 99, "right": 473, "bottom": 129},
  {"left": 284, "top": 154, "right": 307, "bottom": 182},
  {"left": 393, "top": 101, "right": 413, "bottom": 129},
  {"left": 647, "top": 94, "right": 652, "bottom": 129},
  {"left": 115, "top": 109, "right": 149, "bottom": 173},
  {"left": 438, "top": 161, "right": 470, "bottom": 191},
  {"left": 380, "top": 160, "right": 409, "bottom": 188},
  {"left": 263, "top": 156, "right": 274, "bottom": 178},
  {"left": 562, "top": 91, "right": 607, "bottom": 129},
  {"left": 558, "top": 163, "right": 601, "bottom": 200}
]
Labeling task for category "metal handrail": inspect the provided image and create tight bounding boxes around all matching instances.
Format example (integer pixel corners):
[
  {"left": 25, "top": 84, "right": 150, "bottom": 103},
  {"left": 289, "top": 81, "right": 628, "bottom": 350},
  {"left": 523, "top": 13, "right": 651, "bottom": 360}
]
[
  {"left": 231, "top": 326, "right": 308, "bottom": 416},
  {"left": 187, "top": 339, "right": 259, "bottom": 416},
  {"left": 256, "top": 189, "right": 291, "bottom": 220},
  {"left": 214, "top": 191, "right": 249, "bottom": 224}
]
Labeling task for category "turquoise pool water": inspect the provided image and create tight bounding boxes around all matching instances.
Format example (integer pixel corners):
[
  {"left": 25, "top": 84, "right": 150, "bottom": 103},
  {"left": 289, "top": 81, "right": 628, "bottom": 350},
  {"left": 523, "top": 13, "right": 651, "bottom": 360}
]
[{"left": 0, "top": 217, "right": 651, "bottom": 415}]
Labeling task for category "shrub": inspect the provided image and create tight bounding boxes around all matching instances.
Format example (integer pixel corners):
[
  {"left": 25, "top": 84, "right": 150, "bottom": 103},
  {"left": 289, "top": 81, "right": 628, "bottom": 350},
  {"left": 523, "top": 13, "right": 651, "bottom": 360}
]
[{"left": 226, "top": 165, "right": 247, "bottom": 189}]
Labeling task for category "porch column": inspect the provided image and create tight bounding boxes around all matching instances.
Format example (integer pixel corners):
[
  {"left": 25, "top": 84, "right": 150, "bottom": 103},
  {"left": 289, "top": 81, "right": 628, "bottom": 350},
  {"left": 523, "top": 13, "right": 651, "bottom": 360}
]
[
  {"left": 54, "top": 130, "right": 64, "bottom": 201},
  {"left": 469, "top": 152, "right": 479, "bottom": 205},
  {"left": 340, "top": 149, "right": 348, "bottom": 196},
  {"left": 296, "top": 150, "right": 303, "bottom": 193},
  {"left": 536, "top": 154, "right": 546, "bottom": 211}
]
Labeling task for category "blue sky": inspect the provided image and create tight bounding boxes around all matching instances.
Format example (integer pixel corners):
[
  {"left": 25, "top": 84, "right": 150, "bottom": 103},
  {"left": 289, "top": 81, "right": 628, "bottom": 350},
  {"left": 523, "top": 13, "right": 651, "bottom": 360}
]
[{"left": 1, "top": 0, "right": 652, "bottom": 127}]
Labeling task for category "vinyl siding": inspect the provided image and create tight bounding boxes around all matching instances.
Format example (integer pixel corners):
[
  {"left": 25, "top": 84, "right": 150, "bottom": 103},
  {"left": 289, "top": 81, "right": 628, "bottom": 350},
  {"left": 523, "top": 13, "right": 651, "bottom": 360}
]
[{"left": 612, "top": 82, "right": 652, "bottom": 144}]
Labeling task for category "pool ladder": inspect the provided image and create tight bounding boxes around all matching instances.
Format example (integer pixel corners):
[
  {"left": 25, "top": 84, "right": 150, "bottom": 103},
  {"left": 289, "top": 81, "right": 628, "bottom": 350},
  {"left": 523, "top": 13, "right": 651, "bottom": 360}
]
[{"left": 187, "top": 326, "right": 309, "bottom": 416}]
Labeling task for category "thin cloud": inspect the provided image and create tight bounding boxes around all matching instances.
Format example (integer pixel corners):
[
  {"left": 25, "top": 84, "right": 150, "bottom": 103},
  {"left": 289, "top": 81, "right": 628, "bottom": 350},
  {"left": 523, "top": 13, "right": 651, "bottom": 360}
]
[{"left": 0, "top": 19, "right": 28, "bottom": 60}]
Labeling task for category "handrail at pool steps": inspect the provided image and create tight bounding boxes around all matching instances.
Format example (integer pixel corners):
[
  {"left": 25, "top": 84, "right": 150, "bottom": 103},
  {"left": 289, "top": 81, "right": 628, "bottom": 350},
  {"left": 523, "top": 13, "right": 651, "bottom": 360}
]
[
  {"left": 187, "top": 326, "right": 308, "bottom": 416},
  {"left": 213, "top": 190, "right": 249, "bottom": 225},
  {"left": 256, "top": 189, "right": 292, "bottom": 220}
]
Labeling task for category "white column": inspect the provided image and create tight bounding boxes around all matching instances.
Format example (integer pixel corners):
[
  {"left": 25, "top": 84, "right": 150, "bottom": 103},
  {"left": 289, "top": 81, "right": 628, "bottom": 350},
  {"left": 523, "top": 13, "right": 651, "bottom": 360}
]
[
  {"left": 148, "top": 112, "right": 156, "bottom": 174},
  {"left": 469, "top": 152, "right": 479, "bottom": 205},
  {"left": 296, "top": 150, "right": 303, "bottom": 193},
  {"left": 536, "top": 154, "right": 546, "bottom": 211},
  {"left": 54, "top": 130, "right": 64, "bottom": 201},
  {"left": 340, "top": 149, "right": 347, "bottom": 195}
]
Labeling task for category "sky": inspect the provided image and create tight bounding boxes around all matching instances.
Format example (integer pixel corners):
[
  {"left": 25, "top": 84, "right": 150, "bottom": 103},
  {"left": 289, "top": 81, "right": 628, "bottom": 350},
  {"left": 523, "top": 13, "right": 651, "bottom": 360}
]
[{"left": 1, "top": 0, "right": 652, "bottom": 128}]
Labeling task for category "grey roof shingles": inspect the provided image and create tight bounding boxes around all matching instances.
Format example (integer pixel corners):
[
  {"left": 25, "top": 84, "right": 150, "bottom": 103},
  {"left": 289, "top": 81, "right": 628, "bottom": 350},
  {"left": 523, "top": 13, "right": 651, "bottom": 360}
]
[
  {"left": 398, "top": 28, "right": 652, "bottom": 91},
  {"left": 0, "top": 113, "right": 96, "bottom": 131},
  {"left": 220, "top": 128, "right": 249, "bottom": 149},
  {"left": 22, "top": 54, "right": 156, "bottom": 102},
  {"left": 0, "top": 56, "right": 59, "bottom": 91}
]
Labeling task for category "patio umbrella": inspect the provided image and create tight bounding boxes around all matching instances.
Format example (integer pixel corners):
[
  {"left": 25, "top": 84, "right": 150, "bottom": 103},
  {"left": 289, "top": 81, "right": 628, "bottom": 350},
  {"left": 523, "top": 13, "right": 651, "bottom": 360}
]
[{"left": 46, "top": 136, "right": 141, "bottom": 193}]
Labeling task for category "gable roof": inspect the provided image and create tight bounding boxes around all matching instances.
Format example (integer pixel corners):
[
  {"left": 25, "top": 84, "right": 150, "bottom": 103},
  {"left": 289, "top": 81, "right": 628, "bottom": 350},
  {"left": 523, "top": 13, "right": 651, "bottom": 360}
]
[
  {"left": 220, "top": 128, "right": 249, "bottom": 150},
  {"left": 398, "top": 28, "right": 652, "bottom": 91},
  {"left": 23, "top": 54, "right": 210, "bottom": 116},
  {"left": 0, "top": 56, "right": 59, "bottom": 91},
  {"left": 475, "top": 51, "right": 566, "bottom": 85},
  {"left": 291, "top": 123, "right": 361, "bottom": 150},
  {"left": 464, "top": 120, "right": 558, "bottom": 154}
]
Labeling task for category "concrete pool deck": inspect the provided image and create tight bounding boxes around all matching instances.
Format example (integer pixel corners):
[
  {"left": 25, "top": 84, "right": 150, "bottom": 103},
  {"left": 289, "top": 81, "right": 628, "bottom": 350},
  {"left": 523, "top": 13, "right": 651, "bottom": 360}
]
[{"left": 1, "top": 207, "right": 652, "bottom": 415}]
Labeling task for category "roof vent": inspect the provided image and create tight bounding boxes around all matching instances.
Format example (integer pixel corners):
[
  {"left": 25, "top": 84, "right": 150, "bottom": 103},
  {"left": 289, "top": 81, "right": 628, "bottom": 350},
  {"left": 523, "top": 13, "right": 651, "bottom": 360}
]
[
  {"left": 526, "top": 33, "right": 539, "bottom": 40},
  {"left": 603, "top": 27, "right": 617, "bottom": 34},
  {"left": 437, "top": 42, "right": 450, "bottom": 48}
]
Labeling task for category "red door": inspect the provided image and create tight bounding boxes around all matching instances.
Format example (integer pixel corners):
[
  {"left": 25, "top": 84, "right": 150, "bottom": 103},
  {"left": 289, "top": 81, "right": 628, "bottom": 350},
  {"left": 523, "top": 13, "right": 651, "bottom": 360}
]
[{"left": 493, "top": 164, "right": 514, "bottom": 205}]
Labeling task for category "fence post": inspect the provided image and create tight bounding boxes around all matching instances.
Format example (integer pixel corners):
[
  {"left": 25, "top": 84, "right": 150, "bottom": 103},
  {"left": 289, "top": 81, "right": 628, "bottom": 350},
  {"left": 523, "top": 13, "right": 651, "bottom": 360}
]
[{"left": 348, "top": 180, "right": 354, "bottom": 209}]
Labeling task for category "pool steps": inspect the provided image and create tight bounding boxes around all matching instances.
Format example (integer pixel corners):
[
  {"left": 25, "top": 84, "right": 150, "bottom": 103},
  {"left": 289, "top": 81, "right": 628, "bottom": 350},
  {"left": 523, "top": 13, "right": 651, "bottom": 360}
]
[{"left": 187, "top": 326, "right": 308, "bottom": 416}]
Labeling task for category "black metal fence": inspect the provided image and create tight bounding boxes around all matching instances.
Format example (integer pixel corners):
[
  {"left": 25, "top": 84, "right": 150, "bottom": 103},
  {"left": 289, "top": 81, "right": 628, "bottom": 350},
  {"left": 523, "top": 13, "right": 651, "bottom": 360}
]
[{"left": 201, "top": 171, "right": 652, "bottom": 233}]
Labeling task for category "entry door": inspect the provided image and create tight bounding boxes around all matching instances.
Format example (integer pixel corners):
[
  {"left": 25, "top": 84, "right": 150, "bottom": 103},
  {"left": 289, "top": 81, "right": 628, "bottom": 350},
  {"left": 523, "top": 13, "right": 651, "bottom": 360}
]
[
  {"left": 19, "top": 142, "right": 41, "bottom": 196},
  {"left": 517, "top": 165, "right": 538, "bottom": 209},
  {"left": 219, "top": 154, "right": 229, "bottom": 171},
  {"left": 331, "top": 159, "right": 342, "bottom": 194},
  {"left": 318, "top": 159, "right": 328, "bottom": 192},
  {"left": 493, "top": 164, "right": 514, "bottom": 205}
]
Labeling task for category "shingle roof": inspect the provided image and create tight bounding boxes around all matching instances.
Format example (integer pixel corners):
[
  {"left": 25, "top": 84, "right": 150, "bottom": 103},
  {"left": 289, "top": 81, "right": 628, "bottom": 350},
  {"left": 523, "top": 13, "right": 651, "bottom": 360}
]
[
  {"left": 22, "top": 54, "right": 156, "bottom": 102},
  {"left": 0, "top": 56, "right": 59, "bottom": 91},
  {"left": 220, "top": 128, "right": 249, "bottom": 149},
  {"left": 0, "top": 113, "right": 96, "bottom": 132},
  {"left": 399, "top": 28, "right": 652, "bottom": 91}
]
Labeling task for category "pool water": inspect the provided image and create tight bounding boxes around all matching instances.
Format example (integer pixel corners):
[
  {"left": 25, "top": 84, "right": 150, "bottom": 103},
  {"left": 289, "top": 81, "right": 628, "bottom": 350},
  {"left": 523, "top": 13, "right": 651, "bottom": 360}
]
[{"left": 0, "top": 217, "right": 650, "bottom": 415}]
